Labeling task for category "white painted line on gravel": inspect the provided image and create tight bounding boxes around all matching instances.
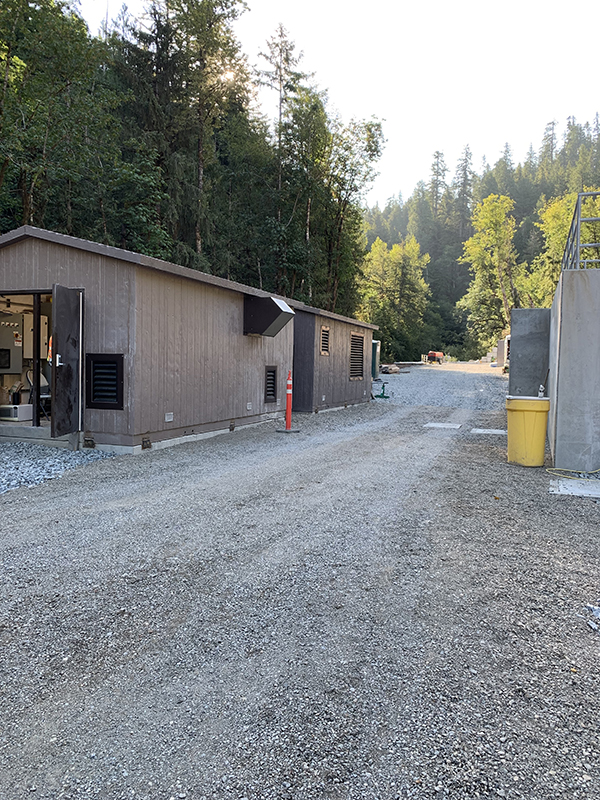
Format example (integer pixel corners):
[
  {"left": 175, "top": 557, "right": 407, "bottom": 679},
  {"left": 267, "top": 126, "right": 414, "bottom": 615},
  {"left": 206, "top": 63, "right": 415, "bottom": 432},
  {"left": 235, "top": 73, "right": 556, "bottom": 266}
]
[
  {"left": 549, "top": 479, "right": 600, "bottom": 498},
  {"left": 423, "top": 422, "right": 462, "bottom": 429},
  {"left": 470, "top": 428, "right": 507, "bottom": 435}
]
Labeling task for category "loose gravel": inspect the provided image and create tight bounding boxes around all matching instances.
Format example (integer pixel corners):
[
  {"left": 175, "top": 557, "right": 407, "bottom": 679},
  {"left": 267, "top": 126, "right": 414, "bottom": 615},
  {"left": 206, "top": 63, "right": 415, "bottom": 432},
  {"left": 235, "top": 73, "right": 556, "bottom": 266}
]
[
  {"left": 376, "top": 362, "right": 507, "bottom": 410},
  {"left": 0, "top": 442, "right": 112, "bottom": 494},
  {"left": 1, "top": 363, "right": 599, "bottom": 800}
]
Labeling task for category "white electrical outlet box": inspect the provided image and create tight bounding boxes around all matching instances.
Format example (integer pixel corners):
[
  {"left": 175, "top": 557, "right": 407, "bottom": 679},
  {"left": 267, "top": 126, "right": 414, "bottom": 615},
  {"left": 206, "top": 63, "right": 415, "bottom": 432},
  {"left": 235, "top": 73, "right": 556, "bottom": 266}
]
[
  {"left": 246, "top": 402, "right": 252, "bottom": 411},
  {"left": 165, "top": 412, "right": 174, "bottom": 422}
]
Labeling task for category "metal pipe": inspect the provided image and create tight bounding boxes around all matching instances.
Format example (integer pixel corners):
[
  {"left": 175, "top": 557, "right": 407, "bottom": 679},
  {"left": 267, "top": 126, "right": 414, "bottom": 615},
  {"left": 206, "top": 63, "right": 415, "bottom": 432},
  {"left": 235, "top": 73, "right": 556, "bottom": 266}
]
[
  {"left": 576, "top": 195, "right": 581, "bottom": 269},
  {"left": 285, "top": 370, "right": 292, "bottom": 430}
]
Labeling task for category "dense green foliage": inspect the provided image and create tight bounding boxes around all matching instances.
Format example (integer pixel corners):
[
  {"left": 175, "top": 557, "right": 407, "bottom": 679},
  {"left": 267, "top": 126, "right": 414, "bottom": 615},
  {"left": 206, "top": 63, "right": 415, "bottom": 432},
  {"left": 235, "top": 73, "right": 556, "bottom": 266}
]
[
  {"left": 358, "top": 236, "right": 429, "bottom": 362},
  {"left": 0, "top": 0, "right": 382, "bottom": 316},
  {"left": 363, "top": 123, "right": 600, "bottom": 359},
  {"left": 2, "top": 0, "right": 599, "bottom": 351}
]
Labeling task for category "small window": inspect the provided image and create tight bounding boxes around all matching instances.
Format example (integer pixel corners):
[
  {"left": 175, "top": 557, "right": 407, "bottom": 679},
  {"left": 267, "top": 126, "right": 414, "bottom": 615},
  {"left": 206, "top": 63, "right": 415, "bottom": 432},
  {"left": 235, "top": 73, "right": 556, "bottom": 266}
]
[
  {"left": 320, "top": 326, "right": 330, "bottom": 356},
  {"left": 86, "top": 354, "right": 124, "bottom": 410},
  {"left": 265, "top": 366, "right": 277, "bottom": 403},
  {"left": 350, "top": 334, "right": 364, "bottom": 380}
]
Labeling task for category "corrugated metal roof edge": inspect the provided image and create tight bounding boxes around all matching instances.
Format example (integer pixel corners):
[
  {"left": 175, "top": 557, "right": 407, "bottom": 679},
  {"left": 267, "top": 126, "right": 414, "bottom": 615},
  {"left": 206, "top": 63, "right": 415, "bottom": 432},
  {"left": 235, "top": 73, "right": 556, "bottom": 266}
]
[{"left": 0, "top": 226, "right": 377, "bottom": 331}]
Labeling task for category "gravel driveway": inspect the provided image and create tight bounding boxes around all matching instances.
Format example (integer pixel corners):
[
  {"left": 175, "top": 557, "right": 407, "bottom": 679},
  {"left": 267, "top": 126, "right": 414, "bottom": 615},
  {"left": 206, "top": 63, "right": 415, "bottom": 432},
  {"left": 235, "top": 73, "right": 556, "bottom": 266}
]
[{"left": 1, "top": 363, "right": 599, "bottom": 799}]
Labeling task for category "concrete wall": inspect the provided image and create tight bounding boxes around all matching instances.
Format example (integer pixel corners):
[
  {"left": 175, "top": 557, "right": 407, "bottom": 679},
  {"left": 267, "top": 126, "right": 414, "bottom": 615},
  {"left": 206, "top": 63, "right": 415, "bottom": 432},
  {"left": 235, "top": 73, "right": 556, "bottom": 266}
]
[
  {"left": 548, "top": 270, "right": 600, "bottom": 471},
  {"left": 497, "top": 338, "right": 506, "bottom": 368},
  {"left": 547, "top": 279, "right": 562, "bottom": 462},
  {"left": 508, "top": 309, "right": 551, "bottom": 397}
]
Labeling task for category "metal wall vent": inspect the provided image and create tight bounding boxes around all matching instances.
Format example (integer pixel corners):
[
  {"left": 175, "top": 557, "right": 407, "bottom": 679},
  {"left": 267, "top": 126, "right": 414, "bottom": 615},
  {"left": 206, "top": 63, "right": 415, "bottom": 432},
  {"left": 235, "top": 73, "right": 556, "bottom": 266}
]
[
  {"left": 320, "top": 326, "right": 330, "bottom": 355},
  {"left": 265, "top": 366, "right": 277, "bottom": 403},
  {"left": 86, "top": 354, "right": 124, "bottom": 409},
  {"left": 350, "top": 334, "right": 364, "bottom": 379},
  {"left": 244, "top": 295, "right": 294, "bottom": 337}
]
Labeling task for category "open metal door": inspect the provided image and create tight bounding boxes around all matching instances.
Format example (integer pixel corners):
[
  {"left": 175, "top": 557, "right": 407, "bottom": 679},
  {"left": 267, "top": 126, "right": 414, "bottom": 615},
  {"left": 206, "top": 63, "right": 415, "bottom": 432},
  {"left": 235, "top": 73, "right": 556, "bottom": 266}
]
[{"left": 51, "top": 285, "right": 83, "bottom": 438}]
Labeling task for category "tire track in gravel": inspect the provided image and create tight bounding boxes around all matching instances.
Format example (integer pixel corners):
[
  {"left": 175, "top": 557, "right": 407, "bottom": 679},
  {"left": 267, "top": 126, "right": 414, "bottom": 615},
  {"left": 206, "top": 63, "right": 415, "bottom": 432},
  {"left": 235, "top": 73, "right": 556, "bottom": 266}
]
[{"left": 0, "top": 400, "right": 487, "bottom": 799}]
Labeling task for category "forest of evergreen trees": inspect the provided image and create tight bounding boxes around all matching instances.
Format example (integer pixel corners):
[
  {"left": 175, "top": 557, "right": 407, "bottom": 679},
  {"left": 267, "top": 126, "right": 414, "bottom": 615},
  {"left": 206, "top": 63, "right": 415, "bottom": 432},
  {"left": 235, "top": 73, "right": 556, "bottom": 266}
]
[
  {"left": 363, "top": 126, "right": 600, "bottom": 361},
  {"left": 0, "top": 0, "right": 382, "bottom": 316},
  {"left": 2, "top": 0, "right": 599, "bottom": 361}
]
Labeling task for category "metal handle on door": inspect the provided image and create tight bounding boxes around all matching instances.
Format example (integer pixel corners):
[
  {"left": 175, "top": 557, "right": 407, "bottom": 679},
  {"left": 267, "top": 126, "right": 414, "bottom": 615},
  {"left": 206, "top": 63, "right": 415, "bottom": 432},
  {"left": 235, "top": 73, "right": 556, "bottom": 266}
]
[{"left": 56, "top": 354, "right": 63, "bottom": 367}]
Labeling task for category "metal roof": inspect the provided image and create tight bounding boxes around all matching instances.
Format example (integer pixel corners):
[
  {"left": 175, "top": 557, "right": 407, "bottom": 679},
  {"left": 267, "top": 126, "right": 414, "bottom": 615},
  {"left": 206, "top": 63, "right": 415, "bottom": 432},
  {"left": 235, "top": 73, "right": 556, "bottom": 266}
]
[{"left": 0, "top": 226, "right": 377, "bottom": 331}]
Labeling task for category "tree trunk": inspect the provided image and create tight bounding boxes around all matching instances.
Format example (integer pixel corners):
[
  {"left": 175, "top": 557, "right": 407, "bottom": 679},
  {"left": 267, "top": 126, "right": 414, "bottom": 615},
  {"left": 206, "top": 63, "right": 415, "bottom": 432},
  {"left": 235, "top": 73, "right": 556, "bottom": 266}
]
[
  {"left": 19, "top": 170, "right": 32, "bottom": 225},
  {"left": 505, "top": 261, "right": 520, "bottom": 309},
  {"left": 195, "top": 101, "right": 206, "bottom": 255},
  {"left": 495, "top": 259, "right": 511, "bottom": 325},
  {"left": 329, "top": 205, "right": 347, "bottom": 311},
  {"left": 99, "top": 195, "right": 108, "bottom": 240},
  {"left": 0, "top": 157, "right": 9, "bottom": 195},
  {"left": 66, "top": 179, "right": 72, "bottom": 235},
  {"left": 331, "top": 274, "right": 339, "bottom": 312}
]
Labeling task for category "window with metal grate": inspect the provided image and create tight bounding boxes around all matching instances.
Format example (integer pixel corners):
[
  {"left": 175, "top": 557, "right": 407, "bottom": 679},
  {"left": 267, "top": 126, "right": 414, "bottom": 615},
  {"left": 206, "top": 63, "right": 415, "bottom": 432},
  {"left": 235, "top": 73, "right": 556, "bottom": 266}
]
[
  {"left": 86, "top": 354, "right": 124, "bottom": 409},
  {"left": 350, "top": 334, "right": 364, "bottom": 379},
  {"left": 320, "top": 326, "right": 330, "bottom": 355},
  {"left": 265, "top": 366, "right": 277, "bottom": 402}
]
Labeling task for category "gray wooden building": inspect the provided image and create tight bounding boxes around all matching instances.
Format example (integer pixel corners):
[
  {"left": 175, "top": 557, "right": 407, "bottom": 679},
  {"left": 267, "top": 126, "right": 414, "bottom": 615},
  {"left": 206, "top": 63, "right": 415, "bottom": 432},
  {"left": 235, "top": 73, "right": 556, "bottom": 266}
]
[
  {"left": 0, "top": 227, "right": 375, "bottom": 452},
  {"left": 291, "top": 307, "right": 375, "bottom": 413}
]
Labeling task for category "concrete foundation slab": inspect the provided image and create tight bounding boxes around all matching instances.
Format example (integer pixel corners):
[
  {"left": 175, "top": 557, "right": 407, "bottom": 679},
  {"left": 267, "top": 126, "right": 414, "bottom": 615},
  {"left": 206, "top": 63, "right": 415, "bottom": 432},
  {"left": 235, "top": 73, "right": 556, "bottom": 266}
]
[
  {"left": 0, "top": 423, "right": 77, "bottom": 449},
  {"left": 549, "top": 478, "right": 600, "bottom": 498}
]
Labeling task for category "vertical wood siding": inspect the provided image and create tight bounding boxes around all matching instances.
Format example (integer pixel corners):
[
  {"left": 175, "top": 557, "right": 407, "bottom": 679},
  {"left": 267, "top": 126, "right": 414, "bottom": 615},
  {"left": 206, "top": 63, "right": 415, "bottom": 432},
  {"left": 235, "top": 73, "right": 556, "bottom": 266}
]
[
  {"left": 311, "top": 315, "right": 373, "bottom": 410},
  {"left": 0, "top": 239, "right": 134, "bottom": 436},
  {"left": 134, "top": 267, "right": 293, "bottom": 435},
  {"left": 0, "top": 235, "right": 370, "bottom": 441}
]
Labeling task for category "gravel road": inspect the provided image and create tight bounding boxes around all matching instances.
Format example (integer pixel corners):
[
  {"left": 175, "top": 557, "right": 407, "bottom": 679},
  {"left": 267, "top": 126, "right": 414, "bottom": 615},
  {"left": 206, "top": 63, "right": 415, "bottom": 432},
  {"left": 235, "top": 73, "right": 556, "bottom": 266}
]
[{"left": 1, "top": 363, "right": 599, "bottom": 800}]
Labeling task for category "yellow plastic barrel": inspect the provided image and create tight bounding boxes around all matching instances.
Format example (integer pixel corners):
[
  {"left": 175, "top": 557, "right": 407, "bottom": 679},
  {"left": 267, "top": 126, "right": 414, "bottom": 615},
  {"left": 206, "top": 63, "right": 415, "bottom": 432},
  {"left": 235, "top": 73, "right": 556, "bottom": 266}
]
[{"left": 505, "top": 396, "right": 550, "bottom": 467}]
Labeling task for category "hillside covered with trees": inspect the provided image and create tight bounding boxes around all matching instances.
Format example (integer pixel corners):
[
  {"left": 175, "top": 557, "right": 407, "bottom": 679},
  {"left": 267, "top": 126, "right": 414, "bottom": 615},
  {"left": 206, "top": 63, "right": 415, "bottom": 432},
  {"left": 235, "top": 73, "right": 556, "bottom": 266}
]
[
  {"left": 0, "top": 0, "right": 382, "bottom": 316},
  {"left": 2, "top": 0, "right": 598, "bottom": 359},
  {"left": 363, "top": 125, "right": 600, "bottom": 361}
]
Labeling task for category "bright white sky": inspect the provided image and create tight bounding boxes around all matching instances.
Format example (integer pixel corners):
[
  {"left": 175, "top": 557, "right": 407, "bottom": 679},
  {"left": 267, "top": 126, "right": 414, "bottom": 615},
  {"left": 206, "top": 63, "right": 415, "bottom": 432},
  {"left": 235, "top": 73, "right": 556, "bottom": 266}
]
[{"left": 77, "top": 0, "right": 600, "bottom": 208}]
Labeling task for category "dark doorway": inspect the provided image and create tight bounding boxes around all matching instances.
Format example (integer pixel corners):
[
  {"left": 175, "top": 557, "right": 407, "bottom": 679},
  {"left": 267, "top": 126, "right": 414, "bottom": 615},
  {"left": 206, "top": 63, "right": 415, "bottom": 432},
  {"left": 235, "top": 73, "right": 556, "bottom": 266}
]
[
  {"left": 0, "top": 287, "right": 83, "bottom": 436},
  {"left": 51, "top": 285, "right": 84, "bottom": 438}
]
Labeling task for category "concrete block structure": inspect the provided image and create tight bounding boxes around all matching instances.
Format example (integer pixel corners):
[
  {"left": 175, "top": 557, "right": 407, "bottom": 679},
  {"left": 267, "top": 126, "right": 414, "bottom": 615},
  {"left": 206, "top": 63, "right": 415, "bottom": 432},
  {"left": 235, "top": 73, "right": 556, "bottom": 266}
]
[
  {"left": 548, "top": 270, "right": 600, "bottom": 471},
  {"left": 508, "top": 309, "right": 551, "bottom": 398}
]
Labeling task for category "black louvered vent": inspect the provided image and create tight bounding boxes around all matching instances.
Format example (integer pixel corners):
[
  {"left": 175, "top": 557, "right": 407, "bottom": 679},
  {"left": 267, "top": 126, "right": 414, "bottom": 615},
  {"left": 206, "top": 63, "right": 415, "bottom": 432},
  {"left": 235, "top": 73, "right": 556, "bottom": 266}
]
[
  {"left": 320, "top": 326, "right": 330, "bottom": 355},
  {"left": 265, "top": 366, "right": 277, "bottom": 403},
  {"left": 86, "top": 354, "right": 124, "bottom": 409},
  {"left": 92, "top": 362, "right": 118, "bottom": 402},
  {"left": 350, "top": 334, "right": 364, "bottom": 379}
]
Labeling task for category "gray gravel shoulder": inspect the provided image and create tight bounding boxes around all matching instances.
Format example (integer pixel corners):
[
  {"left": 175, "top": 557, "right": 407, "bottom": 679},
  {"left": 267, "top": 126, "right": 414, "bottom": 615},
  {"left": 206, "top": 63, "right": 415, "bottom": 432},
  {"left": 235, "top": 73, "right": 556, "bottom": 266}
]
[{"left": 0, "top": 442, "right": 112, "bottom": 494}]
